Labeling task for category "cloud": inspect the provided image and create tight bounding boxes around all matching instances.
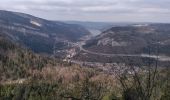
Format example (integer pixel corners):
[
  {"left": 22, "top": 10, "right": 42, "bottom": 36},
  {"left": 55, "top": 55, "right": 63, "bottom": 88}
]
[{"left": 0, "top": 0, "right": 170, "bottom": 22}]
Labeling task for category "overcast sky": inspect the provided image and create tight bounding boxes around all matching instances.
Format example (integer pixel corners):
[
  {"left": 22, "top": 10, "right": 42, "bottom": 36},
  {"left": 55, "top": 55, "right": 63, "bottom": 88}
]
[{"left": 0, "top": 0, "right": 170, "bottom": 22}]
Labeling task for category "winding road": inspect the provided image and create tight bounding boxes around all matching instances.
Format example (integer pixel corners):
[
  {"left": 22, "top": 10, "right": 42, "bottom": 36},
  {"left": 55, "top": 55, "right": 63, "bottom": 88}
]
[{"left": 76, "top": 41, "right": 170, "bottom": 62}]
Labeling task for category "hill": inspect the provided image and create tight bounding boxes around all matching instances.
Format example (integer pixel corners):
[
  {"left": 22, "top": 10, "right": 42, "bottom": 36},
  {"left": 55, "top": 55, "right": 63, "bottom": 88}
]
[
  {"left": 0, "top": 10, "right": 90, "bottom": 54},
  {"left": 0, "top": 34, "right": 57, "bottom": 81},
  {"left": 84, "top": 24, "right": 170, "bottom": 56}
]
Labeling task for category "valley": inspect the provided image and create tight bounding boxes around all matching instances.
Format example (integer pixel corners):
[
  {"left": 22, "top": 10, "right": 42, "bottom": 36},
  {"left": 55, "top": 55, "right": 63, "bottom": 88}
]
[
  {"left": 60, "top": 24, "right": 170, "bottom": 69},
  {"left": 0, "top": 10, "right": 170, "bottom": 100}
]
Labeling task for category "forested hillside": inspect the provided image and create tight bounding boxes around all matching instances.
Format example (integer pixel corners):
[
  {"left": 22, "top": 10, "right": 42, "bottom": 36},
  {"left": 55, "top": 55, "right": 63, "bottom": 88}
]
[
  {"left": 0, "top": 34, "right": 57, "bottom": 81},
  {"left": 84, "top": 24, "right": 170, "bottom": 55},
  {"left": 0, "top": 10, "right": 90, "bottom": 54}
]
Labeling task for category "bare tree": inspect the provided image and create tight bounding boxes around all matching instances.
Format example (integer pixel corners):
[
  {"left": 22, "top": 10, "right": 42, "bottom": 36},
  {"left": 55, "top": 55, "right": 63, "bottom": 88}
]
[{"left": 114, "top": 35, "right": 161, "bottom": 100}]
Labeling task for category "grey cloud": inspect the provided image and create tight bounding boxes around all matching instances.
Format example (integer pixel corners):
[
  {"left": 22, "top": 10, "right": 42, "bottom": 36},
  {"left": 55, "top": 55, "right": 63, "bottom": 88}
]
[{"left": 0, "top": 0, "right": 170, "bottom": 22}]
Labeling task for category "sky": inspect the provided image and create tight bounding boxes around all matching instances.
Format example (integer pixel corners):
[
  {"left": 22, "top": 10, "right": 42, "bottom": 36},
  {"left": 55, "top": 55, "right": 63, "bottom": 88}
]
[{"left": 0, "top": 0, "right": 170, "bottom": 22}]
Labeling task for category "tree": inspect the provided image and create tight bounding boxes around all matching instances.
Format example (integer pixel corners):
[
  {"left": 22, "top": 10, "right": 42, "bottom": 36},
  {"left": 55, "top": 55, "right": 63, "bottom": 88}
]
[{"left": 114, "top": 38, "right": 161, "bottom": 100}]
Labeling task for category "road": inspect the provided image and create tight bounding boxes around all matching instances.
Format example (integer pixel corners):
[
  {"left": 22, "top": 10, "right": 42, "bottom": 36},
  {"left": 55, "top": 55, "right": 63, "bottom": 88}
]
[
  {"left": 66, "top": 34, "right": 170, "bottom": 62},
  {"left": 75, "top": 41, "right": 170, "bottom": 62}
]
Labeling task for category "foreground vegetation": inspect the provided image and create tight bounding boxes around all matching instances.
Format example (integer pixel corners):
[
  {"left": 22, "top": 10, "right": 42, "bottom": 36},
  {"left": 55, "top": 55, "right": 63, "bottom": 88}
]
[{"left": 0, "top": 65, "right": 169, "bottom": 100}]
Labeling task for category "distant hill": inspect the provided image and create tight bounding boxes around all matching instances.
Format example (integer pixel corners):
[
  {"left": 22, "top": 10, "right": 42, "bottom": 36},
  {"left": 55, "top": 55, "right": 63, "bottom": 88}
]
[
  {"left": 84, "top": 24, "right": 170, "bottom": 56},
  {"left": 65, "top": 21, "right": 116, "bottom": 31},
  {"left": 65, "top": 21, "right": 144, "bottom": 36},
  {"left": 0, "top": 10, "right": 90, "bottom": 54}
]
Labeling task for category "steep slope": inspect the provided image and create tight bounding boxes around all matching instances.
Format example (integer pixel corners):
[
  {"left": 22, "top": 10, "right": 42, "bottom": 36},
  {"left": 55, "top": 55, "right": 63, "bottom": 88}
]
[
  {"left": 84, "top": 24, "right": 170, "bottom": 56},
  {"left": 0, "top": 10, "right": 90, "bottom": 54},
  {"left": 0, "top": 34, "right": 56, "bottom": 81}
]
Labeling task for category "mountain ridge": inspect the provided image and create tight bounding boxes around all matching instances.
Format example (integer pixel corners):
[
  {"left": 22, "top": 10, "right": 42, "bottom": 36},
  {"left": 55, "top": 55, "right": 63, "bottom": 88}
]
[{"left": 0, "top": 10, "right": 90, "bottom": 54}]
